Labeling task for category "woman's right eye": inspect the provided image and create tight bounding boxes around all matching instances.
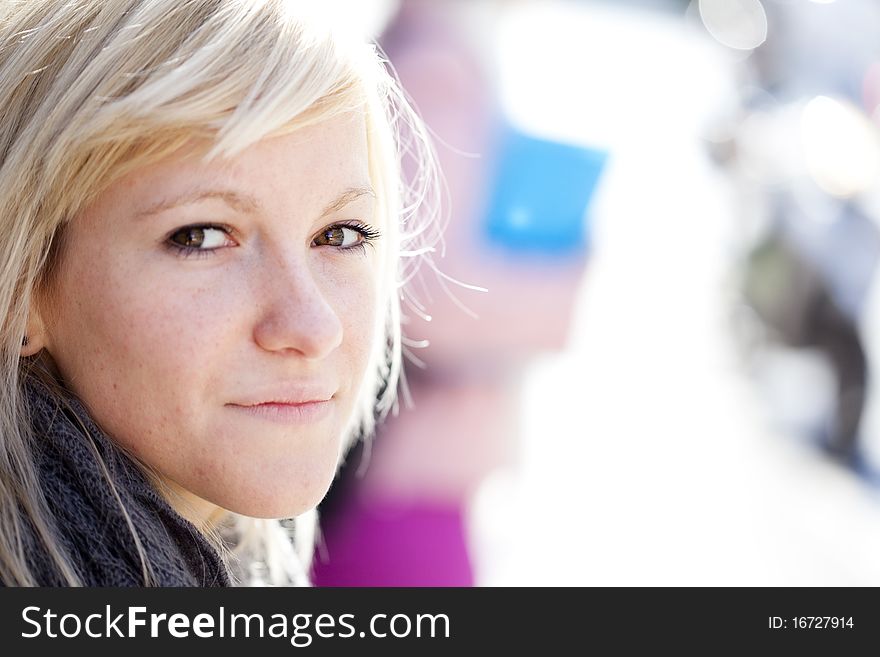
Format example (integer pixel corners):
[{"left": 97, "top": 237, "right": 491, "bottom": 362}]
[{"left": 166, "top": 225, "right": 235, "bottom": 256}]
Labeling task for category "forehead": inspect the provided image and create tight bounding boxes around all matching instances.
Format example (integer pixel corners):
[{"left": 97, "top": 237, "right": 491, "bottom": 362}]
[{"left": 86, "top": 111, "right": 372, "bottom": 222}]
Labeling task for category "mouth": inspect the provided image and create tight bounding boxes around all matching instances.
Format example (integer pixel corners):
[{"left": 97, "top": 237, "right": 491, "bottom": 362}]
[{"left": 226, "top": 398, "right": 335, "bottom": 424}]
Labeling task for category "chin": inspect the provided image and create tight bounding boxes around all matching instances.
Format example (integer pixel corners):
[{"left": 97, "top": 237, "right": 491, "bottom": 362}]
[
  {"left": 233, "top": 499, "right": 323, "bottom": 520},
  {"left": 187, "top": 439, "right": 344, "bottom": 520},
  {"left": 216, "top": 477, "right": 336, "bottom": 520}
]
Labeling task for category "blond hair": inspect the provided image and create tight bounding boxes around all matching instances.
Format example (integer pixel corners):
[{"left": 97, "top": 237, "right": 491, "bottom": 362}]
[{"left": 0, "top": 0, "right": 439, "bottom": 586}]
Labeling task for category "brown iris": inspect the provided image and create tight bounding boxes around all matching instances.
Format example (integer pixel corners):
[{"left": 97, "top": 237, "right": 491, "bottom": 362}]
[
  {"left": 170, "top": 227, "right": 206, "bottom": 248},
  {"left": 315, "top": 226, "right": 348, "bottom": 247}
]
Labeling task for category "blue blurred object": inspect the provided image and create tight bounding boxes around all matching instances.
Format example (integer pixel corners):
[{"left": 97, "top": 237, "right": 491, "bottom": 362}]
[{"left": 483, "top": 126, "right": 608, "bottom": 255}]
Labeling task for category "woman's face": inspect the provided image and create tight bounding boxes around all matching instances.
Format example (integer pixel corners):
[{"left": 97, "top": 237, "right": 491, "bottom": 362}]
[{"left": 39, "top": 112, "right": 382, "bottom": 521}]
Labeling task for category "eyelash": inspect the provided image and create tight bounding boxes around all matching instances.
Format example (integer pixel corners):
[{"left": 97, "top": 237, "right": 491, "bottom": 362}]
[{"left": 164, "top": 221, "right": 382, "bottom": 259}]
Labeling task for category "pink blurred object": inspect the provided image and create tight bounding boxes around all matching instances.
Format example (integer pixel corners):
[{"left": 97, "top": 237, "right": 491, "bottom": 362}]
[{"left": 313, "top": 495, "right": 474, "bottom": 587}]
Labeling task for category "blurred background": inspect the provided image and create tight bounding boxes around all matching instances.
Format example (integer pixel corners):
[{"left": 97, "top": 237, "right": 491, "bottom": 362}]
[{"left": 312, "top": 0, "right": 880, "bottom": 586}]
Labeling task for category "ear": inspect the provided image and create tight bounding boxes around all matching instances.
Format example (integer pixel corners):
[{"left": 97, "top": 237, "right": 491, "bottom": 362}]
[{"left": 20, "top": 305, "right": 47, "bottom": 358}]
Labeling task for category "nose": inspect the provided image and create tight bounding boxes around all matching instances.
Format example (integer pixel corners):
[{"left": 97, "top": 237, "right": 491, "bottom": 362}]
[{"left": 252, "top": 258, "right": 343, "bottom": 360}]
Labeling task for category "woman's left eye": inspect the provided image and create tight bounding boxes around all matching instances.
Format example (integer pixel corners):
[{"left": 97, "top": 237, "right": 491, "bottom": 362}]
[{"left": 313, "top": 223, "right": 380, "bottom": 250}]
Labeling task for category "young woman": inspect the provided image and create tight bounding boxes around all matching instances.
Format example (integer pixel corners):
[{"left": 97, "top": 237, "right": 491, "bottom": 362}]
[{"left": 0, "top": 0, "right": 437, "bottom": 586}]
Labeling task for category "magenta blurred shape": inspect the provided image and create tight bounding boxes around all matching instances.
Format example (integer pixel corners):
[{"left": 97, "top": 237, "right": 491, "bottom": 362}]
[{"left": 312, "top": 496, "right": 475, "bottom": 587}]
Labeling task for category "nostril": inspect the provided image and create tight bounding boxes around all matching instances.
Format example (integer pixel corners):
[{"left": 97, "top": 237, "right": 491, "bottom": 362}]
[{"left": 253, "top": 295, "right": 343, "bottom": 359}]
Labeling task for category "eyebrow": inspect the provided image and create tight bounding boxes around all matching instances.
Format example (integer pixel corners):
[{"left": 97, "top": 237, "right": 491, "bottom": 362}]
[
  {"left": 319, "top": 186, "right": 376, "bottom": 218},
  {"left": 135, "top": 186, "right": 375, "bottom": 220}
]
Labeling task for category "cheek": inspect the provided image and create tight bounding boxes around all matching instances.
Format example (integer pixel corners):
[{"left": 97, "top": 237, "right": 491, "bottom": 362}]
[
  {"left": 57, "top": 264, "right": 215, "bottom": 380},
  {"left": 47, "top": 239, "right": 238, "bottom": 453},
  {"left": 324, "top": 259, "right": 383, "bottom": 384}
]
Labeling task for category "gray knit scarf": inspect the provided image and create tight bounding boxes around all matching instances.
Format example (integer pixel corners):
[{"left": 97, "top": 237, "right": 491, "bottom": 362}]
[{"left": 20, "top": 374, "right": 231, "bottom": 586}]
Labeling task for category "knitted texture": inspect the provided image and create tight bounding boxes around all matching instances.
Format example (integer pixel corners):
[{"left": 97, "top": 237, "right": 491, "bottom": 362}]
[{"left": 21, "top": 375, "right": 231, "bottom": 586}]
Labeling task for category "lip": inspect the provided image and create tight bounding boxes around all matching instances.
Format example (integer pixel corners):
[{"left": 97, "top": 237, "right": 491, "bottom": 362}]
[
  {"left": 227, "top": 384, "right": 337, "bottom": 424},
  {"left": 227, "top": 399, "right": 334, "bottom": 424}
]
